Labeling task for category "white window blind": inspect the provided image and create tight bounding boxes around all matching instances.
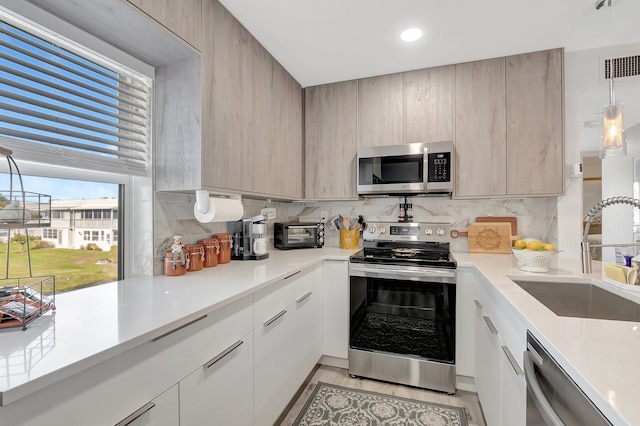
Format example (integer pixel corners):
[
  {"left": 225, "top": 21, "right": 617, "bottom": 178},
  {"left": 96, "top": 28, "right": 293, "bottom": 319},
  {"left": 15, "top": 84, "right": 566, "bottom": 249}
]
[{"left": 0, "top": 20, "right": 151, "bottom": 175}]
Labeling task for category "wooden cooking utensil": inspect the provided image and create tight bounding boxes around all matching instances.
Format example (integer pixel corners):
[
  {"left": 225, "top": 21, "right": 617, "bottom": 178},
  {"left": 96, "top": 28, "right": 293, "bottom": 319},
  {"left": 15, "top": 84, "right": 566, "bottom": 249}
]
[{"left": 343, "top": 216, "right": 351, "bottom": 230}]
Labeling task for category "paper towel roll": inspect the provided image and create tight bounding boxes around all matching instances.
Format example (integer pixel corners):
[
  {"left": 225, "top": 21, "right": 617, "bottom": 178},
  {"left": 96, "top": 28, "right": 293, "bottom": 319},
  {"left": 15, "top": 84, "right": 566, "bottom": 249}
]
[{"left": 194, "top": 196, "right": 244, "bottom": 223}]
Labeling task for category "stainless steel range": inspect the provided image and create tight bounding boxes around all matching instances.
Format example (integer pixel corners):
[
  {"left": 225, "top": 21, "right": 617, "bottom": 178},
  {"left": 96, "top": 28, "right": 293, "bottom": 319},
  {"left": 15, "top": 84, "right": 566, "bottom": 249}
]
[{"left": 349, "top": 221, "right": 457, "bottom": 394}]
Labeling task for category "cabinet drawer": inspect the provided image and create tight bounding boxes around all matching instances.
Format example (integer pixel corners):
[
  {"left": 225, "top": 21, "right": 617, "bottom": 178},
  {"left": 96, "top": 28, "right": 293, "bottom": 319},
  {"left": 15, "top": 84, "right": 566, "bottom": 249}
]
[
  {"left": 152, "top": 294, "right": 253, "bottom": 382},
  {"left": 481, "top": 277, "right": 527, "bottom": 370},
  {"left": 0, "top": 334, "right": 181, "bottom": 425},
  {"left": 253, "top": 267, "right": 313, "bottom": 329},
  {"left": 180, "top": 332, "right": 253, "bottom": 426},
  {"left": 490, "top": 291, "right": 527, "bottom": 370},
  {"left": 121, "top": 384, "right": 179, "bottom": 426}
]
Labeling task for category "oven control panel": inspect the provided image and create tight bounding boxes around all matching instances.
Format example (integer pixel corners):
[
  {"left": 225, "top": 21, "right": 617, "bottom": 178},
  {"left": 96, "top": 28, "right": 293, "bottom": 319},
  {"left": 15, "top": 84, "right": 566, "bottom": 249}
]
[{"left": 364, "top": 222, "right": 450, "bottom": 243}]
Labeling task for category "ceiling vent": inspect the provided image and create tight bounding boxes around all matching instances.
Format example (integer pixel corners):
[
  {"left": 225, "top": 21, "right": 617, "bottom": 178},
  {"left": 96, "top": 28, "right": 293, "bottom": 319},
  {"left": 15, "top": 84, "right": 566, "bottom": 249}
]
[{"left": 605, "top": 55, "right": 640, "bottom": 79}]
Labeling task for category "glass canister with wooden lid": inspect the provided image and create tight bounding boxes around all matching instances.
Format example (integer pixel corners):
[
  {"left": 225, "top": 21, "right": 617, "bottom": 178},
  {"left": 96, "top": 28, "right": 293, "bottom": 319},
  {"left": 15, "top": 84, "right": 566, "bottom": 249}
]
[
  {"left": 198, "top": 237, "right": 220, "bottom": 267},
  {"left": 213, "top": 233, "right": 232, "bottom": 264}
]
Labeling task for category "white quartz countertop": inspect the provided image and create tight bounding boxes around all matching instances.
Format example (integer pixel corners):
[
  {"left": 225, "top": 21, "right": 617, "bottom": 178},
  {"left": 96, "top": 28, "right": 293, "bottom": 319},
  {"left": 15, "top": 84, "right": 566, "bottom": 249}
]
[
  {"left": 2, "top": 247, "right": 639, "bottom": 425},
  {"left": 0, "top": 247, "right": 356, "bottom": 406},
  {"left": 454, "top": 252, "right": 640, "bottom": 426}
]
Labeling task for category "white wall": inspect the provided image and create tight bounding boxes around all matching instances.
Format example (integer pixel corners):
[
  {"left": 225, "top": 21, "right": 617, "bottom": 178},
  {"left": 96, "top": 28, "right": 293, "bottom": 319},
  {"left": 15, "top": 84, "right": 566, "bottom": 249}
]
[{"left": 559, "top": 42, "right": 640, "bottom": 260}]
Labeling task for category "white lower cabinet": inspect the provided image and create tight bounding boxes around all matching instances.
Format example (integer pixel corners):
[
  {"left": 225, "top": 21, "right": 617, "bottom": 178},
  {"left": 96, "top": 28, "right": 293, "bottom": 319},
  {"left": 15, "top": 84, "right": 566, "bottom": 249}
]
[
  {"left": 254, "top": 265, "right": 322, "bottom": 426},
  {"left": 322, "top": 260, "right": 349, "bottom": 360},
  {"left": 473, "top": 274, "right": 526, "bottom": 426},
  {"left": 180, "top": 333, "right": 254, "bottom": 426},
  {"left": 0, "top": 262, "right": 327, "bottom": 426},
  {"left": 124, "top": 385, "right": 179, "bottom": 426},
  {"left": 474, "top": 298, "right": 502, "bottom": 426},
  {"left": 499, "top": 344, "right": 526, "bottom": 426}
]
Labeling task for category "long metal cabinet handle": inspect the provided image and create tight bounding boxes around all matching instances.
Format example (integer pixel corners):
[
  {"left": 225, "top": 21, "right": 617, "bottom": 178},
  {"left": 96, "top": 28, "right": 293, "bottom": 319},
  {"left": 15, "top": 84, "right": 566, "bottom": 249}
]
[
  {"left": 482, "top": 315, "right": 498, "bottom": 335},
  {"left": 502, "top": 345, "right": 524, "bottom": 376},
  {"left": 296, "top": 291, "right": 312, "bottom": 303},
  {"left": 115, "top": 402, "right": 156, "bottom": 426},
  {"left": 284, "top": 270, "right": 301, "bottom": 280},
  {"left": 523, "top": 351, "right": 564, "bottom": 426},
  {"left": 263, "top": 309, "right": 287, "bottom": 327},
  {"left": 204, "top": 340, "right": 244, "bottom": 369},
  {"left": 473, "top": 299, "right": 482, "bottom": 309},
  {"left": 152, "top": 315, "right": 207, "bottom": 342}
]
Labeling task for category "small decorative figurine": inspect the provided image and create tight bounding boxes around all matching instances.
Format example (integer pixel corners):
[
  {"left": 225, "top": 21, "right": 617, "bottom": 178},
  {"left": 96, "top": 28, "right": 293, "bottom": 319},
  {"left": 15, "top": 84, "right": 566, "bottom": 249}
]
[{"left": 171, "top": 235, "right": 186, "bottom": 270}]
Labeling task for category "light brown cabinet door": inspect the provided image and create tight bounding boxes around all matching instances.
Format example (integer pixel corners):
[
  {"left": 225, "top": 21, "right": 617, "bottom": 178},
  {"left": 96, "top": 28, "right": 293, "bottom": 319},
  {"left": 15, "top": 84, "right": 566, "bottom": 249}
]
[
  {"left": 202, "top": 0, "right": 247, "bottom": 192},
  {"left": 506, "top": 49, "right": 564, "bottom": 196},
  {"left": 202, "top": 0, "right": 302, "bottom": 199},
  {"left": 454, "top": 58, "right": 507, "bottom": 198},
  {"left": 357, "top": 74, "right": 404, "bottom": 147},
  {"left": 128, "top": 0, "right": 202, "bottom": 50},
  {"left": 404, "top": 66, "right": 454, "bottom": 144},
  {"left": 305, "top": 81, "right": 358, "bottom": 199},
  {"left": 272, "top": 64, "right": 303, "bottom": 199},
  {"left": 247, "top": 36, "right": 276, "bottom": 195}
]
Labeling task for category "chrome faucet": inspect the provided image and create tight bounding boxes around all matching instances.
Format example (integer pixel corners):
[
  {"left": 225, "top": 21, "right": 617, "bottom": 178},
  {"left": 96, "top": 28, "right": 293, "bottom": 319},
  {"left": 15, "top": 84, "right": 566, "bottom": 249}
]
[{"left": 582, "top": 196, "right": 640, "bottom": 273}]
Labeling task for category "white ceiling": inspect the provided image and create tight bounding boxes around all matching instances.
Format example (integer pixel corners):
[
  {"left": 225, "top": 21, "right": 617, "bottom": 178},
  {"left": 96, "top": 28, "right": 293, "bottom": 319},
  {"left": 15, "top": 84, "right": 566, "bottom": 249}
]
[{"left": 218, "top": 0, "right": 640, "bottom": 88}]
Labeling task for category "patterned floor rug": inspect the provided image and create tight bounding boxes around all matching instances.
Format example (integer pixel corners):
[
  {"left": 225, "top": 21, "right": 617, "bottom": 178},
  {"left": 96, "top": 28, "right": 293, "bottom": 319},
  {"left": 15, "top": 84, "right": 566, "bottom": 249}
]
[{"left": 293, "top": 382, "right": 468, "bottom": 426}]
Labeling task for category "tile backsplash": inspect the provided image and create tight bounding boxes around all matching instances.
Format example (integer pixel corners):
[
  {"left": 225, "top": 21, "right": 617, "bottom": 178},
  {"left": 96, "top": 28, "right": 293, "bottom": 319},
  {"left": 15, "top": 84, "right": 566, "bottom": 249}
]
[{"left": 154, "top": 192, "right": 557, "bottom": 274}]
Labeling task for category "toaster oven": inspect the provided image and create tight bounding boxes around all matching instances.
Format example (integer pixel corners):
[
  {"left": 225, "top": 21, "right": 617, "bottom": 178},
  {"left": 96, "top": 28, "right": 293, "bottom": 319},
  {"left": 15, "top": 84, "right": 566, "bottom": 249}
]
[{"left": 274, "top": 222, "right": 324, "bottom": 250}]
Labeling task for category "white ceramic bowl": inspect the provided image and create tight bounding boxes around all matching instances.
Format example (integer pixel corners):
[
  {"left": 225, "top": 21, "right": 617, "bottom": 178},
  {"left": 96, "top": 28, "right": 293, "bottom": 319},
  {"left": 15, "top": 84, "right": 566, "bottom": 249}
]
[{"left": 512, "top": 248, "right": 559, "bottom": 272}]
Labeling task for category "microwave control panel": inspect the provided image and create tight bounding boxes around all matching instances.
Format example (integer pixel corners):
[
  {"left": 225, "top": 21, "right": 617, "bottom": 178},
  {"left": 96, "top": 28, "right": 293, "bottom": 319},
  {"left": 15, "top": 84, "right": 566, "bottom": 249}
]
[{"left": 427, "top": 152, "right": 451, "bottom": 182}]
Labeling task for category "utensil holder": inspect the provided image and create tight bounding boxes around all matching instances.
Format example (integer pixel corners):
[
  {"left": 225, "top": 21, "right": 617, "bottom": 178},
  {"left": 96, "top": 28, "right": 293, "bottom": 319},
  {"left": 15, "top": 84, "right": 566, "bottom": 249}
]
[{"left": 340, "top": 230, "right": 359, "bottom": 249}]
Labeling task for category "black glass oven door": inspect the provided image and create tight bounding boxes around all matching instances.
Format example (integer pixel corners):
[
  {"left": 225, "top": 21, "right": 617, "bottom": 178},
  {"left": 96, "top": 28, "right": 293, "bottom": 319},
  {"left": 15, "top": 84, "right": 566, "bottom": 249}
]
[{"left": 350, "top": 274, "right": 455, "bottom": 363}]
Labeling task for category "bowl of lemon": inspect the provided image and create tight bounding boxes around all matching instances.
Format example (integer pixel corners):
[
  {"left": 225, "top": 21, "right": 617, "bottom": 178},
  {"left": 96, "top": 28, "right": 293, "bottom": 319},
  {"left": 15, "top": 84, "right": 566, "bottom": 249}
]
[{"left": 512, "top": 239, "right": 559, "bottom": 272}]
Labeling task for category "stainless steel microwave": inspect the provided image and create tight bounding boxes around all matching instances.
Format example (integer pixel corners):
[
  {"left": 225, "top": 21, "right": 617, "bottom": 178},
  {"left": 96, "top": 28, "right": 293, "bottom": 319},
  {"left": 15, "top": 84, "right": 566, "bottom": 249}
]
[{"left": 356, "top": 141, "right": 454, "bottom": 196}]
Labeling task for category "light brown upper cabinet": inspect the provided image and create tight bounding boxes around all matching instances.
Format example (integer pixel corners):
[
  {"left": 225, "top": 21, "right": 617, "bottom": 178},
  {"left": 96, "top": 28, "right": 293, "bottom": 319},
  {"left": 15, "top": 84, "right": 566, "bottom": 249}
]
[
  {"left": 200, "top": 0, "right": 303, "bottom": 200},
  {"left": 304, "top": 81, "right": 358, "bottom": 200},
  {"left": 357, "top": 74, "right": 404, "bottom": 147},
  {"left": 357, "top": 67, "right": 454, "bottom": 148},
  {"left": 454, "top": 58, "right": 507, "bottom": 198},
  {"left": 127, "top": 0, "right": 202, "bottom": 51},
  {"left": 404, "top": 66, "right": 454, "bottom": 144},
  {"left": 454, "top": 48, "right": 564, "bottom": 198},
  {"left": 506, "top": 49, "right": 564, "bottom": 196},
  {"left": 268, "top": 64, "right": 303, "bottom": 199}
]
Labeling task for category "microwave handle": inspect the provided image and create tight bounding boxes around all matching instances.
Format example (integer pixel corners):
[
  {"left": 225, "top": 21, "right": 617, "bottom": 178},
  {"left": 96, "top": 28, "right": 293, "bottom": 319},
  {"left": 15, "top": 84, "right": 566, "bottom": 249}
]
[
  {"left": 423, "top": 146, "right": 429, "bottom": 187},
  {"left": 285, "top": 225, "right": 315, "bottom": 229}
]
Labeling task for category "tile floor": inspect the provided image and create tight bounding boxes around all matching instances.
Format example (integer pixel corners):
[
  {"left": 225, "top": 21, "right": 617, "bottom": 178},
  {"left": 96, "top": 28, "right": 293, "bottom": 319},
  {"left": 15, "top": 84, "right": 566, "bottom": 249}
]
[{"left": 279, "top": 365, "right": 486, "bottom": 426}]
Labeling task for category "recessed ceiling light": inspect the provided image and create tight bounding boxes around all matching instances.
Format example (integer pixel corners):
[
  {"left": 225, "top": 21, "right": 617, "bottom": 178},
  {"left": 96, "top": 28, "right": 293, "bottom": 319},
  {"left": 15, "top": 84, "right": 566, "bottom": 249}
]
[{"left": 400, "top": 28, "right": 423, "bottom": 42}]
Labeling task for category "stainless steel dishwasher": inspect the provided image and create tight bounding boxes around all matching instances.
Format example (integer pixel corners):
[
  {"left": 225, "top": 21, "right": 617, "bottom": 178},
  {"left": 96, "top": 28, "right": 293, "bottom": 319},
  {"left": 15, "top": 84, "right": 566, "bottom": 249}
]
[{"left": 524, "top": 331, "right": 612, "bottom": 425}]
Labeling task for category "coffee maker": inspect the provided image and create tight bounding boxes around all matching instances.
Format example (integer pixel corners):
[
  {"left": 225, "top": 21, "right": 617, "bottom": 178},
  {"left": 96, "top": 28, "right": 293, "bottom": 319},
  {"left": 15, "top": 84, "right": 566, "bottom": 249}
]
[{"left": 228, "top": 215, "right": 270, "bottom": 261}]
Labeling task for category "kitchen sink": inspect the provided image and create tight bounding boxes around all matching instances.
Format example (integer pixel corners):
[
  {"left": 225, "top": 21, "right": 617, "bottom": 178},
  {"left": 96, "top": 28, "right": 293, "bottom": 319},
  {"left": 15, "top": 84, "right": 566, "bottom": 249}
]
[{"left": 510, "top": 279, "right": 640, "bottom": 322}]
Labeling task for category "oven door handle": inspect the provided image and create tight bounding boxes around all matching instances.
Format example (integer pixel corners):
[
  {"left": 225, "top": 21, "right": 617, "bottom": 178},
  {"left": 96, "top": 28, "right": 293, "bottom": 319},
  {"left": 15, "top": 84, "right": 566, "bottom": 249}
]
[{"left": 349, "top": 264, "right": 455, "bottom": 280}]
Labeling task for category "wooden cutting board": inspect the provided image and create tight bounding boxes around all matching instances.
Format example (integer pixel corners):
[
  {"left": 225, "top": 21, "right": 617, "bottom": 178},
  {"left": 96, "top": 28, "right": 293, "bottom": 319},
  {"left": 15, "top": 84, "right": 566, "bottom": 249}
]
[
  {"left": 467, "top": 222, "right": 512, "bottom": 254},
  {"left": 475, "top": 216, "right": 518, "bottom": 235}
]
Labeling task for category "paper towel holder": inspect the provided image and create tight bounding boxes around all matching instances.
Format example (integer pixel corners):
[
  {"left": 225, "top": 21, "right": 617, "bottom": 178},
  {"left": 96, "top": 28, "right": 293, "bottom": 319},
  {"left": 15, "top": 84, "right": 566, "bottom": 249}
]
[{"left": 194, "top": 189, "right": 243, "bottom": 223}]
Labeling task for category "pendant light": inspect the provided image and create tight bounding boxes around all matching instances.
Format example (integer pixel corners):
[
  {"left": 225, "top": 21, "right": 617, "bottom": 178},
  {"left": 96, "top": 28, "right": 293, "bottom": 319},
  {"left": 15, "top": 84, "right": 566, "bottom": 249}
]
[{"left": 599, "top": 0, "right": 625, "bottom": 159}]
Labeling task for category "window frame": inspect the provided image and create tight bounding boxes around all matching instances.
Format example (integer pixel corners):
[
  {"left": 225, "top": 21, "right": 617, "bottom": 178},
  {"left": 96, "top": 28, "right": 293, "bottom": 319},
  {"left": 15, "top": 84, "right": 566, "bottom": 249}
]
[{"left": 0, "top": 5, "right": 154, "bottom": 280}]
